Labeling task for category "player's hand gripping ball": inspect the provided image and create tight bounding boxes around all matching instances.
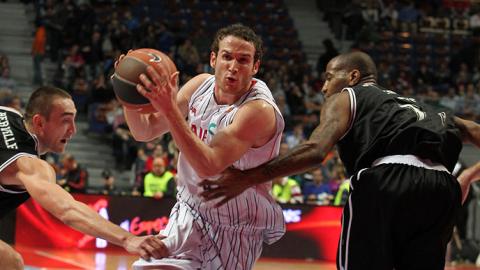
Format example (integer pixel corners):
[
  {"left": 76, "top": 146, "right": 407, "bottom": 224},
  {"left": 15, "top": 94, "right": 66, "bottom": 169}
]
[{"left": 112, "top": 48, "right": 177, "bottom": 113}]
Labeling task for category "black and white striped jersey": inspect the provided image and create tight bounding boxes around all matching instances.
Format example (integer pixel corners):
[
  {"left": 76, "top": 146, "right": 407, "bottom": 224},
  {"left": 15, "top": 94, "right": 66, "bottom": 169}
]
[
  {"left": 0, "top": 106, "right": 38, "bottom": 219},
  {"left": 337, "top": 83, "right": 462, "bottom": 176}
]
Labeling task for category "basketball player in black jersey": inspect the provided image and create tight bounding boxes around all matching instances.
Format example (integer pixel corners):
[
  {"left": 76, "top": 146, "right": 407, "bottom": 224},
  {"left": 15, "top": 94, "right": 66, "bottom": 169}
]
[
  {"left": 201, "top": 51, "right": 480, "bottom": 269},
  {"left": 0, "top": 87, "right": 167, "bottom": 269}
]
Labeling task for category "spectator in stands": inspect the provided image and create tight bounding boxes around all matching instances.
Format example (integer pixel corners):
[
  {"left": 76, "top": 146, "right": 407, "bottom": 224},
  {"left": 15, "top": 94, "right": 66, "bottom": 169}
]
[
  {"left": 413, "top": 62, "right": 435, "bottom": 89},
  {"left": 303, "top": 167, "right": 334, "bottom": 205},
  {"left": 456, "top": 62, "right": 472, "bottom": 86},
  {"left": 143, "top": 157, "right": 175, "bottom": 199},
  {"left": 285, "top": 122, "right": 306, "bottom": 148},
  {"left": 285, "top": 83, "right": 306, "bottom": 115},
  {"left": 397, "top": 1, "right": 421, "bottom": 33},
  {"left": 343, "top": 1, "right": 365, "bottom": 40},
  {"left": 112, "top": 122, "right": 137, "bottom": 171},
  {"left": 316, "top": 39, "right": 339, "bottom": 77},
  {"left": 58, "top": 154, "right": 88, "bottom": 193},
  {"left": 63, "top": 44, "right": 85, "bottom": 83},
  {"left": 177, "top": 38, "right": 200, "bottom": 77},
  {"left": 0, "top": 67, "right": 17, "bottom": 90},
  {"left": 101, "top": 169, "right": 118, "bottom": 195},
  {"left": 379, "top": 1, "right": 398, "bottom": 31},
  {"left": 440, "top": 87, "right": 460, "bottom": 111},
  {"left": 469, "top": 9, "right": 480, "bottom": 36},
  {"left": 333, "top": 179, "right": 350, "bottom": 206},
  {"left": 461, "top": 83, "right": 480, "bottom": 119},
  {"left": 3, "top": 94, "right": 23, "bottom": 114},
  {"left": 361, "top": 1, "right": 380, "bottom": 24},
  {"left": 82, "top": 31, "right": 104, "bottom": 80},
  {"left": 32, "top": 18, "right": 46, "bottom": 86},
  {"left": 71, "top": 76, "right": 90, "bottom": 114},
  {"left": 144, "top": 143, "right": 169, "bottom": 173},
  {"left": 0, "top": 53, "right": 9, "bottom": 74},
  {"left": 272, "top": 176, "right": 303, "bottom": 204}
]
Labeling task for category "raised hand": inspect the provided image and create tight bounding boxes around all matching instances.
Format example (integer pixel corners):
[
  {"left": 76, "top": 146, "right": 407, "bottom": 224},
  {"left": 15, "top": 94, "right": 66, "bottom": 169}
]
[
  {"left": 123, "top": 234, "right": 169, "bottom": 261},
  {"left": 136, "top": 65, "right": 180, "bottom": 115}
]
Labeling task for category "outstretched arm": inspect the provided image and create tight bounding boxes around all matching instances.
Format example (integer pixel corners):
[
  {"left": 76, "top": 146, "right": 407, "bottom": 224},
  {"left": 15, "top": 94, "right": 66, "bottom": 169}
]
[
  {"left": 454, "top": 116, "right": 480, "bottom": 148},
  {"left": 200, "top": 91, "right": 351, "bottom": 205},
  {"left": 458, "top": 161, "right": 480, "bottom": 204},
  {"left": 16, "top": 157, "right": 168, "bottom": 260}
]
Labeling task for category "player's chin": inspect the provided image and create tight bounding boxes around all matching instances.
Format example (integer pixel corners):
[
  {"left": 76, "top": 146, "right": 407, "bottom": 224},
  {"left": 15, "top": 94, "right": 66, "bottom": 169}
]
[{"left": 55, "top": 141, "right": 68, "bottom": 153}]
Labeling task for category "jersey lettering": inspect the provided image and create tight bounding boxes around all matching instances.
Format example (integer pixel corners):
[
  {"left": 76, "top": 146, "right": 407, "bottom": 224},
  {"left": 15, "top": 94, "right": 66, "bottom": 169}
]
[
  {"left": 191, "top": 124, "right": 208, "bottom": 142},
  {"left": 396, "top": 97, "right": 426, "bottom": 121},
  {"left": 0, "top": 112, "right": 17, "bottom": 149}
]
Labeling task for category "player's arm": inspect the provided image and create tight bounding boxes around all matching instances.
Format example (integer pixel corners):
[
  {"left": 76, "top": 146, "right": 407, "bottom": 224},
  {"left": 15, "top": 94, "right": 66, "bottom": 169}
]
[
  {"left": 454, "top": 116, "right": 480, "bottom": 148},
  {"left": 200, "top": 91, "right": 351, "bottom": 204},
  {"left": 15, "top": 156, "right": 168, "bottom": 259},
  {"left": 457, "top": 161, "right": 480, "bottom": 204},
  {"left": 166, "top": 98, "right": 277, "bottom": 178},
  {"left": 124, "top": 73, "right": 210, "bottom": 142}
]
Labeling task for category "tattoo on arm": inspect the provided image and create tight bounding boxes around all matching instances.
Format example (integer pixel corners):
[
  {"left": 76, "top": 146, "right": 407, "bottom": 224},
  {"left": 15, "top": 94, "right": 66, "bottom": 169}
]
[{"left": 259, "top": 92, "right": 350, "bottom": 181}]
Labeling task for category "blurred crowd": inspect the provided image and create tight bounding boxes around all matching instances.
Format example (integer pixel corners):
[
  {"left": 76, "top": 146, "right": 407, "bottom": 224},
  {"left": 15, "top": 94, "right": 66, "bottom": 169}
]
[{"left": 1, "top": 0, "right": 480, "bottom": 206}]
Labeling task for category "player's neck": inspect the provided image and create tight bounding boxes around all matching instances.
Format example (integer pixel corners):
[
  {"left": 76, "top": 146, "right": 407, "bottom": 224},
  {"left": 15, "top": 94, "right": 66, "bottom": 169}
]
[
  {"left": 24, "top": 120, "right": 47, "bottom": 155},
  {"left": 214, "top": 81, "right": 254, "bottom": 105},
  {"left": 24, "top": 120, "right": 34, "bottom": 135}
]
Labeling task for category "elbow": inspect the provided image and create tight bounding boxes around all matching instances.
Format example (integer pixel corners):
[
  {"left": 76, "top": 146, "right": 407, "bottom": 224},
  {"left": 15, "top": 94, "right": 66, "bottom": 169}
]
[
  {"left": 195, "top": 162, "right": 224, "bottom": 179},
  {"left": 304, "top": 141, "right": 329, "bottom": 165},
  {"left": 130, "top": 132, "right": 150, "bottom": 142},
  {"left": 196, "top": 167, "right": 220, "bottom": 179},
  {"left": 130, "top": 129, "right": 158, "bottom": 142}
]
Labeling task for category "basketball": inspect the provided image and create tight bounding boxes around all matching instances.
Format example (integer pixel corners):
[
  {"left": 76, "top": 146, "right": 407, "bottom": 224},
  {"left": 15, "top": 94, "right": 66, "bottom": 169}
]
[{"left": 111, "top": 48, "right": 177, "bottom": 113}]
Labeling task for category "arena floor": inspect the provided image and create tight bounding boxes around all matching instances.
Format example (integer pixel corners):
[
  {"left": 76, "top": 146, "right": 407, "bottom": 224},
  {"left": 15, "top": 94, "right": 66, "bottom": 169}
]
[{"left": 18, "top": 245, "right": 480, "bottom": 270}]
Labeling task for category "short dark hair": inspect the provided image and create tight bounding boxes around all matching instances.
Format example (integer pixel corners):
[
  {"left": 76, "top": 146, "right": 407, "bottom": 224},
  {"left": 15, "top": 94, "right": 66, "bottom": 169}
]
[
  {"left": 24, "top": 86, "right": 72, "bottom": 123},
  {"left": 336, "top": 51, "right": 378, "bottom": 80},
  {"left": 210, "top": 24, "right": 263, "bottom": 63}
]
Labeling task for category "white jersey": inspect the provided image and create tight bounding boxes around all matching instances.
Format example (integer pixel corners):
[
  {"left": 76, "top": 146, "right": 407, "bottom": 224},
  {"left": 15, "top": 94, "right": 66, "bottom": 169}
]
[
  {"left": 176, "top": 75, "right": 285, "bottom": 243},
  {"left": 134, "top": 75, "right": 286, "bottom": 270}
]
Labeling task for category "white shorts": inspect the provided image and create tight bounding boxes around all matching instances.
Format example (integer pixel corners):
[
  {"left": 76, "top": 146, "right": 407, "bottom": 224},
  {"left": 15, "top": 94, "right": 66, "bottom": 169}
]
[{"left": 132, "top": 201, "right": 264, "bottom": 270}]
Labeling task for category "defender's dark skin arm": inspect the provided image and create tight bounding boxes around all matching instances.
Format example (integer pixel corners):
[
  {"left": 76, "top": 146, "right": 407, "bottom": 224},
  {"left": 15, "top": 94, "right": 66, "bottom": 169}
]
[
  {"left": 454, "top": 117, "right": 480, "bottom": 148},
  {"left": 200, "top": 91, "right": 351, "bottom": 205}
]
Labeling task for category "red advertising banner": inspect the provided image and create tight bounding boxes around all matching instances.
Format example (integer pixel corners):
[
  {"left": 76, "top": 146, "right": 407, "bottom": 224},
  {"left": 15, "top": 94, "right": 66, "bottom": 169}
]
[{"left": 16, "top": 194, "right": 342, "bottom": 261}]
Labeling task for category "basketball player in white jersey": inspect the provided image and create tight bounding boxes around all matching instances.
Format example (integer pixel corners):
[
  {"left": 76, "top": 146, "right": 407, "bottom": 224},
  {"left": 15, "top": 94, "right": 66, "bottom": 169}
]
[{"left": 123, "top": 24, "right": 286, "bottom": 269}]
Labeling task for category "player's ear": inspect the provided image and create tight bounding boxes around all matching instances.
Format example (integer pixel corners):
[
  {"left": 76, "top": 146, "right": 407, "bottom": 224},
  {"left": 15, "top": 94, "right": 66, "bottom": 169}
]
[
  {"left": 31, "top": 114, "right": 44, "bottom": 134},
  {"left": 348, "top": 69, "right": 361, "bottom": 86},
  {"left": 210, "top": 52, "right": 217, "bottom": 69},
  {"left": 252, "top": 60, "right": 260, "bottom": 75}
]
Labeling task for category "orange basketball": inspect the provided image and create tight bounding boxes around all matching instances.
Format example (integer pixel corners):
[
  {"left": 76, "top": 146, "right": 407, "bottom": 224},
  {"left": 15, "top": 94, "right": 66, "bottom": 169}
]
[{"left": 112, "top": 48, "right": 177, "bottom": 113}]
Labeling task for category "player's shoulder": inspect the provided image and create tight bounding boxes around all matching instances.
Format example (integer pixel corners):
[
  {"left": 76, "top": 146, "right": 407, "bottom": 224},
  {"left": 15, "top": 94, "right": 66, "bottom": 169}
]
[
  {"left": 236, "top": 99, "right": 276, "bottom": 127},
  {"left": 16, "top": 156, "right": 49, "bottom": 172},
  {"left": 186, "top": 73, "right": 213, "bottom": 89},
  {"left": 180, "top": 73, "right": 213, "bottom": 99}
]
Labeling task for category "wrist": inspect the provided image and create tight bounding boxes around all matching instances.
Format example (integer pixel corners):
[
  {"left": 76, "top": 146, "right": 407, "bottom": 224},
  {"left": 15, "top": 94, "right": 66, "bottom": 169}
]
[{"left": 121, "top": 233, "right": 134, "bottom": 248}]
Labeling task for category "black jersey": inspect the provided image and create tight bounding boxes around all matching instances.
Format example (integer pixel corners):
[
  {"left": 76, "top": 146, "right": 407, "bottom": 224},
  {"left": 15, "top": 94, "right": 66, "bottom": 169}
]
[
  {"left": 0, "top": 106, "right": 38, "bottom": 219},
  {"left": 337, "top": 83, "right": 462, "bottom": 176}
]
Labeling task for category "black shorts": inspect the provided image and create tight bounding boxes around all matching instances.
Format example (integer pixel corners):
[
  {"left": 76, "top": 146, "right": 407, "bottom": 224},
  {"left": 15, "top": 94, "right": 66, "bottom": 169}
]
[{"left": 337, "top": 164, "right": 462, "bottom": 270}]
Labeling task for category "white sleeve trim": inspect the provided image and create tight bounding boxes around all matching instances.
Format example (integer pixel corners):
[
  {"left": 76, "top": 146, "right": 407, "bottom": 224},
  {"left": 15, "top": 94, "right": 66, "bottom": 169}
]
[
  {"left": 0, "top": 153, "right": 37, "bottom": 194},
  {"left": 339, "top": 88, "right": 356, "bottom": 141}
]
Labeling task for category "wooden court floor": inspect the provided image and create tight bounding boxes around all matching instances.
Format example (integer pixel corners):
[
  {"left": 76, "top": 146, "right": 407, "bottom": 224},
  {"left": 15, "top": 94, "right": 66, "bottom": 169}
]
[{"left": 18, "top": 245, "right": 480, "bottom": 270}]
